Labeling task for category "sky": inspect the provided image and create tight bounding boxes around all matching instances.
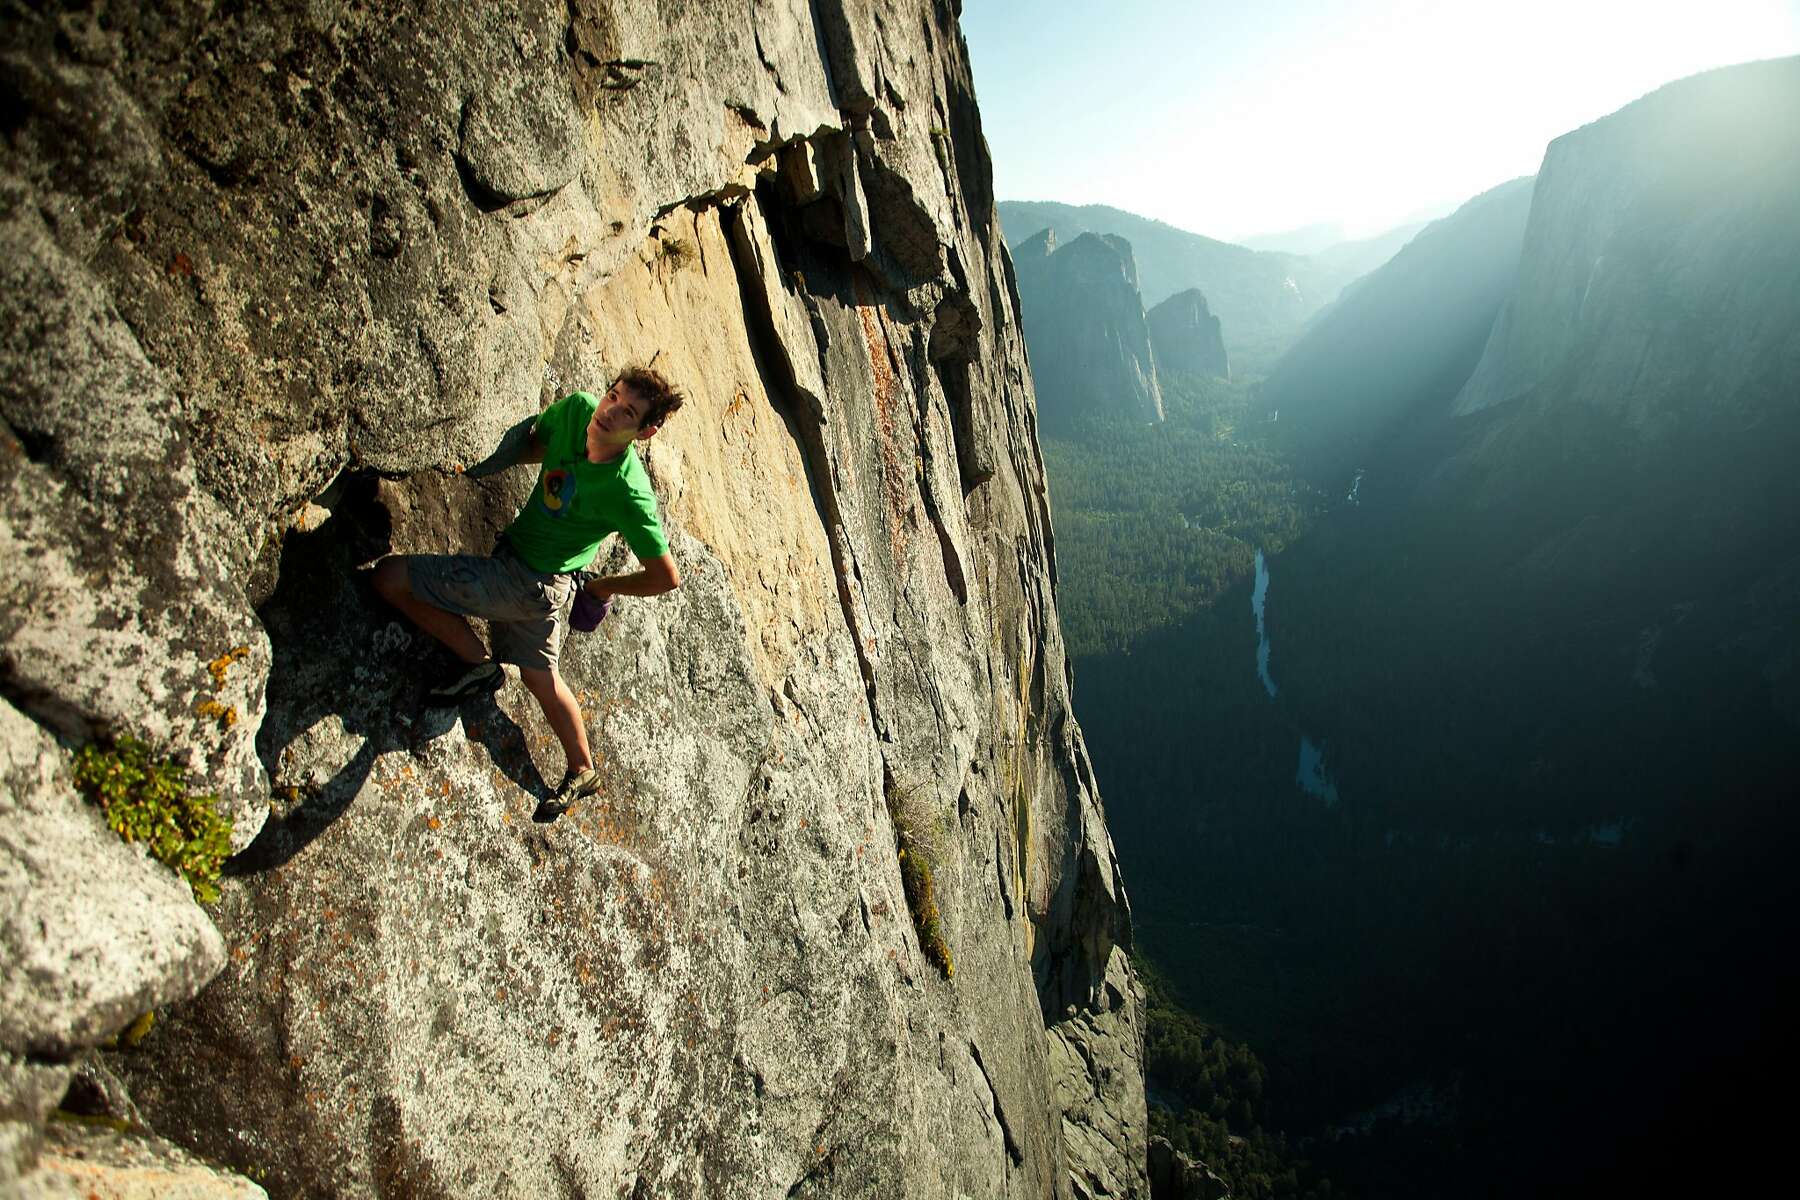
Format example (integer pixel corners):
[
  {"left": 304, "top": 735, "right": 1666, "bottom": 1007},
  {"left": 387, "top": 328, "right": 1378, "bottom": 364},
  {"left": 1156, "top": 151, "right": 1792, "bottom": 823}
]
[{"left": 959, "top": 0, "right": 1800, "bottom": 243}]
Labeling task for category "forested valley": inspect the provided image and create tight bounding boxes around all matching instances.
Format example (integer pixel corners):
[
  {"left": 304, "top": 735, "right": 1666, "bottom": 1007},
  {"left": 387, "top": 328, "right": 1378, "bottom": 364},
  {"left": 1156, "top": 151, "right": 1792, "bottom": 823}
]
[
  {"left": 1044, "top": 367, "right": 1800, "bottom": 1199},
  {"left": 1042, "top": 373, "right": 1319, "bottom": 661}
]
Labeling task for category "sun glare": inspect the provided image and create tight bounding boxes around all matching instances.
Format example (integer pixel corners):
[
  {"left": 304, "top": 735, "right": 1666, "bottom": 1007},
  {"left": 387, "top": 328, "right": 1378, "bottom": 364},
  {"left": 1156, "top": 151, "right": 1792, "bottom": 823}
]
[{"left": 963, "top": 0, "right": 1800, "bottom": 241}]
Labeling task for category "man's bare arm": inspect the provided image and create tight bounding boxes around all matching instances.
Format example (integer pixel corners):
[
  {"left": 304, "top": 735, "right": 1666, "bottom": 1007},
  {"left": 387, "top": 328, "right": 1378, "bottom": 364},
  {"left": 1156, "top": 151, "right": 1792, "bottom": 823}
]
[
  {"left": 464, "top": 415, "right": 546, "bottom": 477},
  {"left": 584, "top": 553, "right": 680, "bottom": 598}
]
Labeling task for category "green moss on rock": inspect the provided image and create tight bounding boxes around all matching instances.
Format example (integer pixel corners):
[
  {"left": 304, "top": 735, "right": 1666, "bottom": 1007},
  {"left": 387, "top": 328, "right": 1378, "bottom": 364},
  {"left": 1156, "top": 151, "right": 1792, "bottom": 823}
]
[
  {"left": 886, "top": 777, "right": 953, "bottom": 979},
  {"left": 70, "top": 737, "right": 232, "bottom": 904}
]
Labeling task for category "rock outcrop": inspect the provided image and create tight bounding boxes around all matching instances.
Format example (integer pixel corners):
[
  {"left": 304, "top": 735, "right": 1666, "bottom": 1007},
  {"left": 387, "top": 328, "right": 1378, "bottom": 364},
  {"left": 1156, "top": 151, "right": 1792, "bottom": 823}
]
[
  {"left": 1436, "top": 56, "right": 1800, "bottom": 587},
  {"left": 18, "top": 1119, "right": 270, "bottom": 1200},
  {"left": 0, "top": 2, "right": 1145, "bottom": 1197},
  {"left": 1, "top": 698, "right": 226, "bottom": 1185},
  {"left": 1013, "top": 231, "right": 1164, "bottom": 431},
  {"left": 1145, "top": 1138, "right": 1228, "bottom": 1200},
  {"left": 1146, "top": 290, "right": 1230, "bottom": 381}
]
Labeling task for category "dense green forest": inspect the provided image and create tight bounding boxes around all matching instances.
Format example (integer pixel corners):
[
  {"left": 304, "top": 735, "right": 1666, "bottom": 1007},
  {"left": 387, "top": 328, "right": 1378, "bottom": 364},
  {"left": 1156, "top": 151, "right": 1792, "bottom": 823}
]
[
  {"left": 1142, "top": 960, "right": 1334, "bottom": 1199},
  {"left": 1041, "top": 372, "right": 1319, "bottom": 658}
]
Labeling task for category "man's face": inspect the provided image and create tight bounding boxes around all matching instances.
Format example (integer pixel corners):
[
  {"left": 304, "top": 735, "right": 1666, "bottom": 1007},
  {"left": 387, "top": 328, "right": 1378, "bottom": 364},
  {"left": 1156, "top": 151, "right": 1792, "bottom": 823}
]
[{"left": 585, "top": 380, "right": 655, "bottom": 460}]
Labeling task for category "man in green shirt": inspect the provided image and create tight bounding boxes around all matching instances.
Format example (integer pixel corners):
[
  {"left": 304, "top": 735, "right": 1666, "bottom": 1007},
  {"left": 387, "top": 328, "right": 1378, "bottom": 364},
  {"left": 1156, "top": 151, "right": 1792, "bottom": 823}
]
[{"left": 373, "top": 367, "right": 684, "bottom": 822}]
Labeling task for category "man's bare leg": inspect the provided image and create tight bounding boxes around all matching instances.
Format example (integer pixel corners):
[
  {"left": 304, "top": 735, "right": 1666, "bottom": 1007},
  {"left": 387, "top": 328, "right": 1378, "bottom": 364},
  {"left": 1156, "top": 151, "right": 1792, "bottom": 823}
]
[
  {"left": 518, "top": 666, "right": 594, "bottom": 777},
  {"left": 373, "top": 556, "right": 489, "bottom": 664}
]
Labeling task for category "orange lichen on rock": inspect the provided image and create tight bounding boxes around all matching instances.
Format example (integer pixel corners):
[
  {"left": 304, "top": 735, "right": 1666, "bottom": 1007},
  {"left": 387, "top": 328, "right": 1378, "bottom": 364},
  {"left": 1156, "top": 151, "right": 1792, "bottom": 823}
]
[
  {"left": 207, "top": 645, "right": 251, "bottom": 688},
  {"left": 194, "top": 698, "right": 237, "bottom": 728}
]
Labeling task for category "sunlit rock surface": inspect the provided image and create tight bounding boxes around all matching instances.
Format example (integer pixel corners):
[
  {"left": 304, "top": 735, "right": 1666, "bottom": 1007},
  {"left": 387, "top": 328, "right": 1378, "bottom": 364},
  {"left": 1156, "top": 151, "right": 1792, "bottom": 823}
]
[
  {"left": 18, "top": 1119, "right": 269, "bottom": 1200},
  {"left": 0, "top": 1, "right": 1144, "bottom": 1196}
]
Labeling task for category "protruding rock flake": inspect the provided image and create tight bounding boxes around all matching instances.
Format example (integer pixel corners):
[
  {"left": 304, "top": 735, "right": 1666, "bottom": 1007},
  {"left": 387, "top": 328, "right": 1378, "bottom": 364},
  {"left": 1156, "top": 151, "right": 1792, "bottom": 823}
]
[{"left": 0, "top": 2, "right": 1145, "bottom": 1197}]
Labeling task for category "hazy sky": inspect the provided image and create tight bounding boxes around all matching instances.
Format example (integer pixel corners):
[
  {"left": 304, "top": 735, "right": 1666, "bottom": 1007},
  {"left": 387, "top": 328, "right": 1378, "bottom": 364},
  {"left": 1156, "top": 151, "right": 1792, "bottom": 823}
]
[{"left": 960, "top": 0, "right": 1800, "bottom": 242}]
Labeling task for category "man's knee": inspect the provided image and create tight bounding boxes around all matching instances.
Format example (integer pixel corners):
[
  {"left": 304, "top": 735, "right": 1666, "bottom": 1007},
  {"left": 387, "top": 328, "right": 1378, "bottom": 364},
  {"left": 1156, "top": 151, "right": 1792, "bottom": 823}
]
[
  {"left": 517, "top": 665, "right": 558, "bottom": 697},
  {"left": 373, "top": 555, "right": 411, "bottom": 602}
]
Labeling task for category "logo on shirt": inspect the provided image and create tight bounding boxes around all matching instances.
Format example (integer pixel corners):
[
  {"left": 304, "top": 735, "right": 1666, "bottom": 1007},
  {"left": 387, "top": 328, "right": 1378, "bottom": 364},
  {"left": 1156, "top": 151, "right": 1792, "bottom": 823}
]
[{"left": 541, "top": 465, "right": 577, "bottom": 517}]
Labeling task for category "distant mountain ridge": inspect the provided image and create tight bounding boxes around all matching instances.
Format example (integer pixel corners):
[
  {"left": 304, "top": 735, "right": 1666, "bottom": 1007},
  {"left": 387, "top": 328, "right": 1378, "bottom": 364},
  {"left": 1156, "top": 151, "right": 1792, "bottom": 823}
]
[
  {"left": 997, "top": 202, "right": 1432, "bottom": 376},
  {"left": 1259, "top": 175, "right": 1536, "bottom": 489},
  {"left": 1238, "top": 221, "right": 1346, "bottom": 255},
  {"left": 1308, "top": 220, "right": 1431, "bottom": 284}
]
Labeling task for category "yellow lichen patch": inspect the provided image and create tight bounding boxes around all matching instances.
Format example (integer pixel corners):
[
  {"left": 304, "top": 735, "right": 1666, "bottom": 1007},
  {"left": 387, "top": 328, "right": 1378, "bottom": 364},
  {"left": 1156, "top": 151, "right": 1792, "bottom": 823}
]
[
  {"left": 120, "top": 1010, "right": 155, "bottom": 1047},
  {"left": 194, "top": 698, "right": 238, "bottom": 729},
  {"left": 207, "top": 644, "right": 251, "bottom": 688}
]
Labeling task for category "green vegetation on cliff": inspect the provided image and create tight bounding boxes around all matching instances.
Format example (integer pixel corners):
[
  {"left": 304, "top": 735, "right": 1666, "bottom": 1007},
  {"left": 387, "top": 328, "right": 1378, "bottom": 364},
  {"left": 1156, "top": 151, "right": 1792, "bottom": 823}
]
[{"left": 71, "top": 737, "right": 232, "bottom": 904}]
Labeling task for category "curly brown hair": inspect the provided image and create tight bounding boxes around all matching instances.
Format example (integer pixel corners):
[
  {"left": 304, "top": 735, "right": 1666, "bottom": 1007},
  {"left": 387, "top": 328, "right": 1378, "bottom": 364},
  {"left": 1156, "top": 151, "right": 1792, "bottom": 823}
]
[{"left": 615, "top": 365, "right": 685, "bottom": 430}]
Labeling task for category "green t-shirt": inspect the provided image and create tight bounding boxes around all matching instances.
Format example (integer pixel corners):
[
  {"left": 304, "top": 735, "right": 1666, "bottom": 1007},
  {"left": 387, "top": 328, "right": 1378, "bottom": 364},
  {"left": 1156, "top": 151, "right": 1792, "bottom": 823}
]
[{"left": 503, "top": 392, "right": 670, "bottom": 574}]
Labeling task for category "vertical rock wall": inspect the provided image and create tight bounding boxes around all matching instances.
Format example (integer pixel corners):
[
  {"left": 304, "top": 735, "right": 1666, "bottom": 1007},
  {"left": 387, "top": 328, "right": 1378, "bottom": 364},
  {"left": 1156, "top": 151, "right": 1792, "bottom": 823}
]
[
  {"left": 1454, "top": 59, "right": 1800, "bottom": 432},
  {"left": 0, "top": 1, "right": 1144, "bottom": 1196},
  {"left": 1012, "top": 230, "right": 1164, "bottom": 431}
]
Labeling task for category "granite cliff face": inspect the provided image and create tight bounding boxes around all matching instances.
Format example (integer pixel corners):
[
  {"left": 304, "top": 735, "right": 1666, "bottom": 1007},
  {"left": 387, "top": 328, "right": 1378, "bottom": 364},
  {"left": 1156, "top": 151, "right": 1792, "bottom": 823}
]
[
  {"left": 0, "top": 2, "right": 1145, "bottom": 1197},
  {"left": 1146, "top": 290, "right": 1229, "bottom": 382},
  {"left": 1012, "top": 230, "right": 1164, "bottom": 432},
  {"left": 1454, "top": 61, "right": 1792, "bottom": 426},
  {"left": 1439, "top": 58, "right": 1800, "bottom": 589},
  {"left": 1454, "top": 58, "right": 1800, "bottom": 430}
]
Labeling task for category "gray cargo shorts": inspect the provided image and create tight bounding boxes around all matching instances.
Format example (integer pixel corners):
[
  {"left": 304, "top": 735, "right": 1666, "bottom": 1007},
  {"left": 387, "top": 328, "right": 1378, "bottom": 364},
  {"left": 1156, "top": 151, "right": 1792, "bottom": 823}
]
[{"left": 406, "top": 541, "right": 578, "bottom": 672}]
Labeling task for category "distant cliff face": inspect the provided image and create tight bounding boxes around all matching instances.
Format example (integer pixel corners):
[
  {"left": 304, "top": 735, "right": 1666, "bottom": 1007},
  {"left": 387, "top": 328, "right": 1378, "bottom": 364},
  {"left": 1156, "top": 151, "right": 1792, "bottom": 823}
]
[
  {"left": 1013, "top": 230, "right": 1164, "bottom": 431},
  {"left": 1147, "top": 290, "right": 1230, "bottom": 381},
  {"left": 0, "top": 3, "right": 1145, "bottom": 1197},
  {"left": 1455, "top": 58, "right": 1800, "bottom": 430},
  {"left": 1202, "top": 60, "right": 1800, "bottom": 1192},
  {"left": 1441, "top": 57, "right": 1800, "bottom": 593}
]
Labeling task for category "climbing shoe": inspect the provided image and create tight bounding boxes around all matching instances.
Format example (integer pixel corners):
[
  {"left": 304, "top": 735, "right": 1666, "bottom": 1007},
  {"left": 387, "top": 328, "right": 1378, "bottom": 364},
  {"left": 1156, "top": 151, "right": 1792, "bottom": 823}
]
[
  {"left": 533, "top": 767, "right": 601, "bottom": 824},
  {"left": 424, "top": 659, "right": 503, "bottom": 707}
]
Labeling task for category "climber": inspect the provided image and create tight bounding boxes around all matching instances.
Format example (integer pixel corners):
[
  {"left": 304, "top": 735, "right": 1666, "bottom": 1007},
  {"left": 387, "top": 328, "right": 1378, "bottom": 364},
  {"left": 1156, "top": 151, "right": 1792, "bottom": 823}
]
[{"left": 372, "top": 366, "right": 684, "bottom": 823}]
